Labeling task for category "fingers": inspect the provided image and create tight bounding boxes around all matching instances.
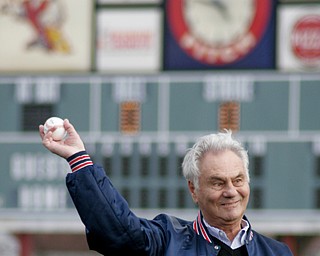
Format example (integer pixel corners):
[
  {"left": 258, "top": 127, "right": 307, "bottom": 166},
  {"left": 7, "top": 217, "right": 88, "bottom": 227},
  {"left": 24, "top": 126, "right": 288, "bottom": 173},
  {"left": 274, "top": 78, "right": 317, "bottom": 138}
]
[
  {"left": 63, "top": 119, "right": 76, "bottom": 137},
  {"left": 39, "top": 121, "right": 60, "bottom": 151},
  {"left": 39, "top": 124, "right": 53, "bottom": 144},
  {"left": 39, "top": 123, "right": 55, "bottom": 141},
  {"left": 39, "top": 124, "right": 45, "bottom": 139}
]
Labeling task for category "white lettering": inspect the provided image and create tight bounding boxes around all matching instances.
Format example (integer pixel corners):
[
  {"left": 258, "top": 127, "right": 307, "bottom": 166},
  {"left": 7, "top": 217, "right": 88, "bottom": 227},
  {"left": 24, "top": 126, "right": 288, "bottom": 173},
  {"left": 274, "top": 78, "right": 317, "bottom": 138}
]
[
  {"left": 203, "top": 76, "right": 254, "bottom": 102},
  {"left": 234, "top": 33, "right": 257, "bottom": 54},
  {"left": 10, "top": 153, "right": 68, "bottom": 181},
  {"left": 181, "top": 33, "right": 257, "bottom": 64},
  {"left": 18, "top": 185, "right": 67, "bottom": 210},
  {"left": 292, "top": 28, "right": 320, "bottom": 50},
  {"left": 112, "top": 78, "right": 146, "bottom": 103},
  {"left": 220, "top": 47, "right": 239, "bottom": 63}
]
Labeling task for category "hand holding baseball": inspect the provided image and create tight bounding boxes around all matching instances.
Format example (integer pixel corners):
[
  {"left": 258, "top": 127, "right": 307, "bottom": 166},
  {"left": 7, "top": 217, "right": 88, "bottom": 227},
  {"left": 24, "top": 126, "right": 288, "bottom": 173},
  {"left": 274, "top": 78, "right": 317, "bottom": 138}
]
[
  {"left": 43, "top": 117, "right": 67, "bottom": 141},
  {"left": 39, "top": 118, "right": 85, "bottom": 159}
]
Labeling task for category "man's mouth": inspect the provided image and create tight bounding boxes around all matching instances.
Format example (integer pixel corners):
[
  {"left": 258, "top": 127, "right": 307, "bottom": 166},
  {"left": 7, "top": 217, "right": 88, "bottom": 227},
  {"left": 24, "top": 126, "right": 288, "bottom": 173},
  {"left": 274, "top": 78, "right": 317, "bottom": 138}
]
[{"left": 221, "top": 200, "right": 240, "bottom": 207}]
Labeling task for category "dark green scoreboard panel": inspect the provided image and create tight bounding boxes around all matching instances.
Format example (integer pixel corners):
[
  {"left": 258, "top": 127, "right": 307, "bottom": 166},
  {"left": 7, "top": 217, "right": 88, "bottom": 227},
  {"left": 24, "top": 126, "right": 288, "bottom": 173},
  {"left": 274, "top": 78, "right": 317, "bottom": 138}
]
[{"left": 1, "top": 72, "right": 320, "bottom": 210}]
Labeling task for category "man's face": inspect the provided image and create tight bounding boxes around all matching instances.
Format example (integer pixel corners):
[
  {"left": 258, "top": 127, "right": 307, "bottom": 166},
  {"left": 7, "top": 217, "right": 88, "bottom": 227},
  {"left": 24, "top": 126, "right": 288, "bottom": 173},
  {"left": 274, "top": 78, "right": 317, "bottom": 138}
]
[{"left": 188, "top": 150, "right": 250, "bottom": 229}]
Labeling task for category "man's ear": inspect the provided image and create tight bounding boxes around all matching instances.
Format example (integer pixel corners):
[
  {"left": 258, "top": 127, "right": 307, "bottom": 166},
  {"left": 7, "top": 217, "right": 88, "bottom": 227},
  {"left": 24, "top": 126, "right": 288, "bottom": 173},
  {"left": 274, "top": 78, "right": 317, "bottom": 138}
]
[{"left": 188, "top": 180, "right": 198, "bottom": 204}]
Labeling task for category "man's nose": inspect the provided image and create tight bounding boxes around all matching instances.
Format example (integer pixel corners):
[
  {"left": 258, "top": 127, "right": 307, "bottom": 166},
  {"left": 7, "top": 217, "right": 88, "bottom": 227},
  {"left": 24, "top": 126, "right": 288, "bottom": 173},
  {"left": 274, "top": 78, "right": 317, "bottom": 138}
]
[{"left": 222, "top": 181, "right": 238, "bottom": 197}]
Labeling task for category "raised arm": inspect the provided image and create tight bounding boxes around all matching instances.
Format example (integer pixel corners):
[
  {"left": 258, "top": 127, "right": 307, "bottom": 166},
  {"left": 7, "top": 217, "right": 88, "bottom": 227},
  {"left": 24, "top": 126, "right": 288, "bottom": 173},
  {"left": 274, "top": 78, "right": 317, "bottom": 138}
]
[{"left": 39, "top": 119, "right": 167, "bottom": 255}]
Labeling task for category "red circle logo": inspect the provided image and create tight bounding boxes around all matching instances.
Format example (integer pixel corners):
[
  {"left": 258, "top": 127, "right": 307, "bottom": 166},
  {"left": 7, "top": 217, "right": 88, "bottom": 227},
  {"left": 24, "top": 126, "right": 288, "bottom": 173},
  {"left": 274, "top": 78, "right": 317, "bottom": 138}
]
[
  {"left": 291, "top": 15, "right": 320, "bottom": 65},
  {"left": 166, "top": 0, "right": 272, "bottom": 65}
]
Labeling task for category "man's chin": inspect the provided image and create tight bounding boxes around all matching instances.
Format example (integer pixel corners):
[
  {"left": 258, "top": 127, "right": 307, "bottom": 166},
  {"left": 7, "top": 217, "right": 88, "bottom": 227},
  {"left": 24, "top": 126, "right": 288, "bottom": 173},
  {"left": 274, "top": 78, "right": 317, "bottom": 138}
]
[{"left": 219, "top": 209, "right": 243, "bottom": 222}]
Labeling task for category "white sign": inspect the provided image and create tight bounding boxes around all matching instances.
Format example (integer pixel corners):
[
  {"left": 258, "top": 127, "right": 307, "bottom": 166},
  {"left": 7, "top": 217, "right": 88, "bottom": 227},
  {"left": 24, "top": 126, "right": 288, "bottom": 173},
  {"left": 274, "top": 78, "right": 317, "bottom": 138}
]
[
  {"left": 0, "top": 0, "right": 93, "bottom": 72},
  {"left": 277, "top": 5, "right": 320, "bottom": 71},
  {"left": 98, "top": 0, "right": 161, "bottom": 3},
  {"left": 96, "top": 8, "right": 162, "bottom": 73}
]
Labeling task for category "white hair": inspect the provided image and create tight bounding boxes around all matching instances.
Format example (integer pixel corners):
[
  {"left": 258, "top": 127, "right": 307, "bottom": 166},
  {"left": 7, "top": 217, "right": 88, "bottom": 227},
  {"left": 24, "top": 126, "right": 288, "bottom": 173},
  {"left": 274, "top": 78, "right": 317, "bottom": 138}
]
[{"left": 182, "top": 130, "right": 249, "bottom": 189}]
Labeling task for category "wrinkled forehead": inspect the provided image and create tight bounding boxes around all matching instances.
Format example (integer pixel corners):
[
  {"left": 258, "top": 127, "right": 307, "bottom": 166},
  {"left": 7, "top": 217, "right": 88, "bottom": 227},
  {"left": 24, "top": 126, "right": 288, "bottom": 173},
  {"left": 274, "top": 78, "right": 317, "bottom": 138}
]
[{"left": 198, "top": 150, "right": 246, "bottom": 177}]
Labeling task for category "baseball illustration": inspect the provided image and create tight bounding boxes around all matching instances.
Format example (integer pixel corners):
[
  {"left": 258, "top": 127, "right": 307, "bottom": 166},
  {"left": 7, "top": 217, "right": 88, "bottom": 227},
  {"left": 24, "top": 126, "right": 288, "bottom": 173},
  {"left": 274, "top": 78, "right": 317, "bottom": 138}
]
[{"left": 43, "top": 117, "right": 67, "bottom": 141}]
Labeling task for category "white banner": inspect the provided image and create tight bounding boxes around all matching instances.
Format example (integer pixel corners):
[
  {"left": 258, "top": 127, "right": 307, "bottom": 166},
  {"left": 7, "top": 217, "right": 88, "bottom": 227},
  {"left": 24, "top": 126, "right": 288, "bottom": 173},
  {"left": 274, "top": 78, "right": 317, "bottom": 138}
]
[
  {"left": 277, "top": 4, "right": 320, "bottom": 71},
  {"left": 96, "top": 8, "right": 162, "bottom": 73},
  {"left": 0, "top": 0, "right": 93, "bottom": 72},
  {"left": 97, "top": 0, "right": 161, "bottom": 3}
]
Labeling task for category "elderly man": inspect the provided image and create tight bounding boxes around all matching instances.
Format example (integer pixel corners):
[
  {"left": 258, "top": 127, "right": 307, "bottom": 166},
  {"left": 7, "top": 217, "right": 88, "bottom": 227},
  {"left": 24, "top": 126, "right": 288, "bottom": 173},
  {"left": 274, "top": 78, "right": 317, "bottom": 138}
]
[{"left": 39, "top": 119, "right": 293, "bottom": 256}]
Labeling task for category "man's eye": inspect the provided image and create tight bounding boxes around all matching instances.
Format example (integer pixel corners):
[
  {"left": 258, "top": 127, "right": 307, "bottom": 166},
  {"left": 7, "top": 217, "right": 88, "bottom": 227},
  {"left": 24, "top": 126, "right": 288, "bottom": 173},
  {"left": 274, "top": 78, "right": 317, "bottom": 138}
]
[
  {"left": 212, "top": 182, "right": 224, "bottom": 190},
  {"left": 233, "top": 179, "right": 244, "bottom": 186}
]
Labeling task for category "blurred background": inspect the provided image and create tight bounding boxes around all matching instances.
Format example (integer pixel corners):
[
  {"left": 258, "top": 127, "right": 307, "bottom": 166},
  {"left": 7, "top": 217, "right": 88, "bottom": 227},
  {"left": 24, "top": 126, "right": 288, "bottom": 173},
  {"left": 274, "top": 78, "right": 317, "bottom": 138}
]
[{"left": 0, "top": 0, "right": 320, "bottom": 255}]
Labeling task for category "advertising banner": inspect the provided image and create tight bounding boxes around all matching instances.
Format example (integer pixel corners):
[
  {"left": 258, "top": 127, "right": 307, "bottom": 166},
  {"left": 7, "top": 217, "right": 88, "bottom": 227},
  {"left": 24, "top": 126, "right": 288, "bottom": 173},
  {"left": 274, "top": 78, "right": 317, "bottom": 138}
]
[
  {"left": 97, "top": 0, "right": 161, "bottom": 3},
  {"left": 96, "top": 8, "right": 162, "bottom": 73},
  {"left": 164, "top": 0, "right": 276, "bottom": 70},
  {"left": 277, "top": 4, "right": 320, "bottom": 71},
  {"left": 0, "top": 0, "right": 93, "bottom": 72}
]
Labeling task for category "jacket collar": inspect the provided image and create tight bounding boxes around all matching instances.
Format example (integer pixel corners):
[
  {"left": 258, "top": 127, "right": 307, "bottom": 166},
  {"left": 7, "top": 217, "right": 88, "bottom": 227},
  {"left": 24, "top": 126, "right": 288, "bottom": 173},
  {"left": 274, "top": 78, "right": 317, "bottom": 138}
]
[
  {"left": 193, "top": 211, "right": 212, "bottom": 243},
  {"left": 193, "top": 211, "right": 254, "bottom": 244}
]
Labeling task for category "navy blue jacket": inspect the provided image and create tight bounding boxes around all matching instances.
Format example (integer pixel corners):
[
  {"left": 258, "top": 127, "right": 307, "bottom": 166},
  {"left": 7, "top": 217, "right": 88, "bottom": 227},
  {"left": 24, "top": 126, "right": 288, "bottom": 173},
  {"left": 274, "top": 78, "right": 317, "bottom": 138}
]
[{"left": 66, "top": 154, "right": 293, "bottom": 256}]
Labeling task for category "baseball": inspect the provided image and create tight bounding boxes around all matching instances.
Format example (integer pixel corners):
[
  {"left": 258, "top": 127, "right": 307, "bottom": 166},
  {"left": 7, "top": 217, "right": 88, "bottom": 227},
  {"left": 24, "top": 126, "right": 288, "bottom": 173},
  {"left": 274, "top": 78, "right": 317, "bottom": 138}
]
[{"left": 43, "top": 117, "right": 67, "bottom": 141}]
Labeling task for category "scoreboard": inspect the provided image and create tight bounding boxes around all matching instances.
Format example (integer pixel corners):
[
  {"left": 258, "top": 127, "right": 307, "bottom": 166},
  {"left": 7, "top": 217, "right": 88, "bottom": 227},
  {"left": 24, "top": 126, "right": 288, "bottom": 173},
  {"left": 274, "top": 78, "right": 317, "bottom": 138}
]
[{"left": 1, "top": 71, "right": 320, "bottom": 212}]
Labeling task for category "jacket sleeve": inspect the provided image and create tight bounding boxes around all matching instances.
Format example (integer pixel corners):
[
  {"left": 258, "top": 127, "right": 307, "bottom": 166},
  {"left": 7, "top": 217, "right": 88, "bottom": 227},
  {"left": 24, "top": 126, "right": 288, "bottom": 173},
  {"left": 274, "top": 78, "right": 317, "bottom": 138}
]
[{"left": 66, "top": 154, "right": 167, "bottom": 255}]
